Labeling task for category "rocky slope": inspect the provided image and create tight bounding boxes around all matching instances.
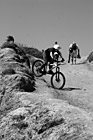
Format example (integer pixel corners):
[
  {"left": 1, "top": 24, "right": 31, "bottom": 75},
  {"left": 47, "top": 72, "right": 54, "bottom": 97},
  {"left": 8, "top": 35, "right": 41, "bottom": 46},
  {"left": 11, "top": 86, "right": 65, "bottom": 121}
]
[{"left": 0, "top": 44, "right": 93, "bottom": 140}]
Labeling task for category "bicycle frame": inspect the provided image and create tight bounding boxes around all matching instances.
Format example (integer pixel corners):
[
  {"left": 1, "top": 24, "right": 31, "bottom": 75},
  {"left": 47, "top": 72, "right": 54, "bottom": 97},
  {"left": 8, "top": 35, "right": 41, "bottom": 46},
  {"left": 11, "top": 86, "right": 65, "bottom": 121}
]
[
  {"left": 32, "top": 59, "right": 66, "bottom": 89},
  {"left": 48, "top": 61, "right": 61, "bottom": 71}
]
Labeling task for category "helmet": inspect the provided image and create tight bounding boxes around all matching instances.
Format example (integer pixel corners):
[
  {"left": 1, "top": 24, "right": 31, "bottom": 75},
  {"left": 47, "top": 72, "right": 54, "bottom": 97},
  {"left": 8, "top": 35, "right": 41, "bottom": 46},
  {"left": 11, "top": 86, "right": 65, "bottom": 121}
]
[
  {"left": 6, "top": 36, "right": 14, "bottom": 42},
  {"left": 53, "top": 44, "right": 61, "bottom": 49}
]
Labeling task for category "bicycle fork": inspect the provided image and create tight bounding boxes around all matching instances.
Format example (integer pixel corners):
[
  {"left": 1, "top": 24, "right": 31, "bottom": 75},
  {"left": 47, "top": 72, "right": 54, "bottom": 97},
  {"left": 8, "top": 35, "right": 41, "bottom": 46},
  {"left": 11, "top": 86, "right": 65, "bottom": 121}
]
[{"left": 56, "top": 67, "right": 60, "bottom": 82}]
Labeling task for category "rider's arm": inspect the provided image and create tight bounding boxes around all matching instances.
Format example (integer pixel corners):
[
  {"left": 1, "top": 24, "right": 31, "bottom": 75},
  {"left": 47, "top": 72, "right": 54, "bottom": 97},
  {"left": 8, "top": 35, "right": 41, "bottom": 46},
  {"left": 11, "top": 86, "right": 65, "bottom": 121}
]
[
  {"left": 57, "top": 50, "right": 65, "bottom": 62},
  {"left": 57, "top": 50, "right": 63, "bottom": 59}
]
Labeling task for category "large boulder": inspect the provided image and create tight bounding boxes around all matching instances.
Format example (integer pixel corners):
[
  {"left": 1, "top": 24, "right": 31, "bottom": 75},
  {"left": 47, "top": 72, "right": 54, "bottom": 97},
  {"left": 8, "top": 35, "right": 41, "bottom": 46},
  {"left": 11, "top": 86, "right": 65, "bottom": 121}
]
[{"left": 0, "top": 43, "right": 35, "bottom": 118}]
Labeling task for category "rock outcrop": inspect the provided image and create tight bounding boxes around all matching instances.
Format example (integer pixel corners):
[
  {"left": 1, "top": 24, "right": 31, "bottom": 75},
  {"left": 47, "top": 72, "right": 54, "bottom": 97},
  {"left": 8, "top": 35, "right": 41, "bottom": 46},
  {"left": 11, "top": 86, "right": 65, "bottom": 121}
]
[
  {"left": 0, "top": 43, "right": 93, "bottom": 140},
  {"left": 87, "top": 51, "right": 93, "bottom": 63},
  {"left": 0, "top": 43, "right": 35, "bottom": 117}
]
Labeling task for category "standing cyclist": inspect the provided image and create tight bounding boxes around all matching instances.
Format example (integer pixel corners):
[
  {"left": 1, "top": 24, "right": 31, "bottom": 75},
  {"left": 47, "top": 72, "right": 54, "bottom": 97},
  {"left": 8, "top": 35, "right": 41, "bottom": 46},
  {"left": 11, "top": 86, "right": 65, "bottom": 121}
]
[{"left": 68, "top": 42, "right": 81, "bottom": 63}]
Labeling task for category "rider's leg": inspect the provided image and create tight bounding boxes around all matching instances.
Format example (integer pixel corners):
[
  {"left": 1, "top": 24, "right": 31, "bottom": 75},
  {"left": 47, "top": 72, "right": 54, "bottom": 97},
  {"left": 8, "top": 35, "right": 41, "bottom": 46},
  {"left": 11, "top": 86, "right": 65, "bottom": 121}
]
[
  {"left": 49, "top": 56, "right": 54, "bottom": 69},
  {"left": 77, "top": 48, "right": 81, "bottom": 58},
  {"left": 72, "top": 57, "right": 73, "bottom": 64},
  {"left": 49, "top": 62, "right": 53, "bottom": 69},
  {"left": 48, "top": 57, "right": 54, "bottom": 74},
  {"left": 39, "top": 62, "right": 47, "bottom": 74},
  {"left": 39, "top": 50, "right": 48, "bottom": 73},
  {"left": 75, "top": 57, "right": 76, "bottom": 64},
  {"left": 43, "top": 50, "right": 54, "bottom": 74}
]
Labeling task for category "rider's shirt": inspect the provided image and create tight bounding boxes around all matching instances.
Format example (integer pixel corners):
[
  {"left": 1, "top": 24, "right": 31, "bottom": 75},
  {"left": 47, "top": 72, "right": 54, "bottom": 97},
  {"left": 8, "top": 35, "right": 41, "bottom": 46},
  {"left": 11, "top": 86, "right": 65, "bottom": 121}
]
[{"left": 46, "top": 47, "right": 61, "bottom": 59}]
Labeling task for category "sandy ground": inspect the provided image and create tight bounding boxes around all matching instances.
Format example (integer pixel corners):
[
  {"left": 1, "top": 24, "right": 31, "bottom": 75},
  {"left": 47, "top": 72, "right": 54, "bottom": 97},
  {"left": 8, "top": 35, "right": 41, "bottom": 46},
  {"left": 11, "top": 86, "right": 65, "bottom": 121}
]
[{"left": 35, "top": 58, "right": 93, "bottom": 116}]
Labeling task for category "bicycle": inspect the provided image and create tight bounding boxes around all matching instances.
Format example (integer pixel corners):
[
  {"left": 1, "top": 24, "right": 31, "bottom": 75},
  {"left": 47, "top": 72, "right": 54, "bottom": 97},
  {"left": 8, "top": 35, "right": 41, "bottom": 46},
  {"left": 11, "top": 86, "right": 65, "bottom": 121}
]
[{"left": 32, "top": 59, "right": 66, "bottom": 89}]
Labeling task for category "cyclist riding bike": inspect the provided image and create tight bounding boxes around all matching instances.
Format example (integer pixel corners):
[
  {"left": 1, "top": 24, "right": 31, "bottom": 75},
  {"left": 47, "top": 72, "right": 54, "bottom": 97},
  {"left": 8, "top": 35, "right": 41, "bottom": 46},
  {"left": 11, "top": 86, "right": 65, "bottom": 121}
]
[{"left": 40, "top": 41, "right": 65, "bottom": 74}]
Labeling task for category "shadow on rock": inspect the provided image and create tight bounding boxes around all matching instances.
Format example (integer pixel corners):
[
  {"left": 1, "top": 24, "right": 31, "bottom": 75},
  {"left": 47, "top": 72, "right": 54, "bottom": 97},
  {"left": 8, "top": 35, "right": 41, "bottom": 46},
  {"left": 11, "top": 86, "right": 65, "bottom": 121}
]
[{"left": 62, "top": 87, "right": 82, "bottom": 91}]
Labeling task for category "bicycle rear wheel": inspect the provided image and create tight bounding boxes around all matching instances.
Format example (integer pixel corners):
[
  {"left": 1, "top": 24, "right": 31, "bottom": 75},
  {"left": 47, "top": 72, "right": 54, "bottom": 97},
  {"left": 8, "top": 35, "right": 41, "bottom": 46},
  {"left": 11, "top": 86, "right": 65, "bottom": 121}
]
[
  {"left": 51, "top": 72, "right": 65, "bottom": 89},
  {"left": 32, "top": 59, "right": 44, "bottom": 77}
]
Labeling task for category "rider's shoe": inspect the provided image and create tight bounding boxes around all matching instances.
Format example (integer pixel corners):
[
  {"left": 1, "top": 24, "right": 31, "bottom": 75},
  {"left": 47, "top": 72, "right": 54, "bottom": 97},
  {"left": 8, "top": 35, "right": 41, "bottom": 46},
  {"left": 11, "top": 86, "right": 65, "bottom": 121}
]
[{"left": 47, "top": 70, "right": 54, "bottom": 74}]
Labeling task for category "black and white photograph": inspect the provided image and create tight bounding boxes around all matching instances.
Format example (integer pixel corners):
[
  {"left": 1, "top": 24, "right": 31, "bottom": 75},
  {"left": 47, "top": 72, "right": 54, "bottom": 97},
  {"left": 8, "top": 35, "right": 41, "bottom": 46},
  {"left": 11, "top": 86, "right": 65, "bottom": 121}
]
[{"left": 0, "top": 0, "right": 93, "bottom": 139}]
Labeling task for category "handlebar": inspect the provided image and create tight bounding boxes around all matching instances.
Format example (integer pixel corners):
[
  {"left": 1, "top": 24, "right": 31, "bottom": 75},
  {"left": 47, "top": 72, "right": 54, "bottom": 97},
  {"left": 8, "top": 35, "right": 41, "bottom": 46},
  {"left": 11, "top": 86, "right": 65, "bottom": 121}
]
[
  {"left": 50, "top": 61, "right": 64, "bottom": 67},
  {"left": 54, "top": 57, "right": 65, "bottom": 63}
]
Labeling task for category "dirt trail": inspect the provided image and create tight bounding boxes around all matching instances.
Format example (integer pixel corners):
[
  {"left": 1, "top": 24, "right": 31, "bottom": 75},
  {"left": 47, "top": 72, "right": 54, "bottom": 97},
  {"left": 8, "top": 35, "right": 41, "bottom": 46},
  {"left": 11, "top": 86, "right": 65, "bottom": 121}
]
[
  {"left": 36, "top": 58, "right": 93, "bottom": 115},
  {"left": 59, "top": 62, "right": 93, "bottom": 113}
]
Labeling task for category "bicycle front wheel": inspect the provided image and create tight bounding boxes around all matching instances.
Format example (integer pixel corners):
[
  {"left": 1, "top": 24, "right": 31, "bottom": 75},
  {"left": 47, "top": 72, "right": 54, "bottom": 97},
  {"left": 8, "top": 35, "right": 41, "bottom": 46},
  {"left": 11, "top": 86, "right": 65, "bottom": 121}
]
[
  {"left": 32, "top": 59, "right": 44, "bottom": 77},
  {"left": 51, "top": 72, "right": 65, "bottom": 89}
]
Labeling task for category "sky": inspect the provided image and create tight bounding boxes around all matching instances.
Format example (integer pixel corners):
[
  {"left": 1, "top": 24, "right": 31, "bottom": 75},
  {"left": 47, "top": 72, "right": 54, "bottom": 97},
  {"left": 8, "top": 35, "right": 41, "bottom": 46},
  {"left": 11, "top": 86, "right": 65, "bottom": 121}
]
[{"left": 0, "top": 0, "right": 93, "bottom": 59}]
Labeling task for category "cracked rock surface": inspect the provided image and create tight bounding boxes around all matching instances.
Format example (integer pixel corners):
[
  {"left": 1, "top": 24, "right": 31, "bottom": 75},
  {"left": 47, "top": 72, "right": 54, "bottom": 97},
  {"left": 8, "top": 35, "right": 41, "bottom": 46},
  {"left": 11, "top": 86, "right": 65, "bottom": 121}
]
[{"left": 0, "top": 44, "right": 93, "bottom": 140}]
